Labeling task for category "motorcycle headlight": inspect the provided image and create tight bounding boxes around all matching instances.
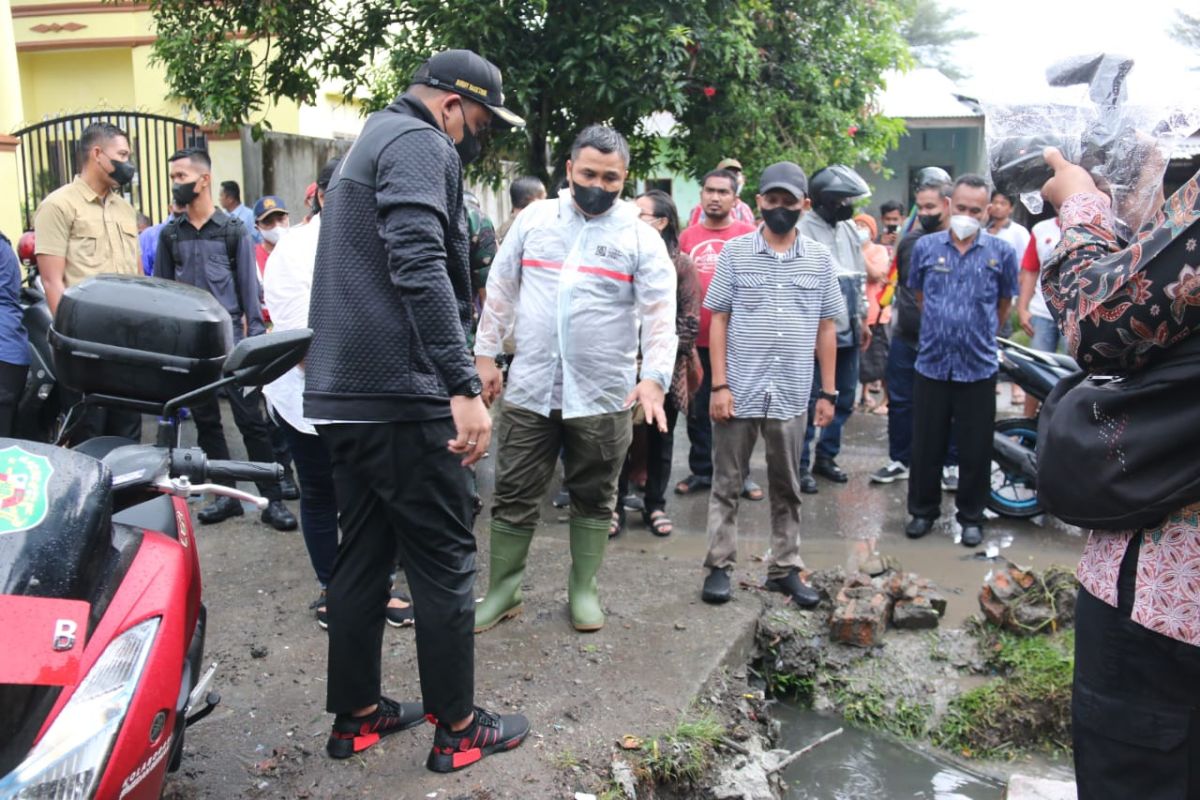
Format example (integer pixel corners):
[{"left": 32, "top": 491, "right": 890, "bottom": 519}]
[{"left": 0, "top": 617, "right": 160, "bottom": 800}]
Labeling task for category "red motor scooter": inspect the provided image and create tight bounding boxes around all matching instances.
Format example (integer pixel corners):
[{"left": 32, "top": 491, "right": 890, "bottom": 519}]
[{"left": 0, "top": 275, "right": 310, "bottom": 799}]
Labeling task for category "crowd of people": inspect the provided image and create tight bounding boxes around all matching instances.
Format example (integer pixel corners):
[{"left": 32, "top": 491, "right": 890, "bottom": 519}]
[{"left": 2, "top": 45, "right": 1197, "bottom": 794}]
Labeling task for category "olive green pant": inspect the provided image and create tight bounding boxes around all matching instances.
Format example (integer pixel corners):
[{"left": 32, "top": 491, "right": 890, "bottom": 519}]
[{"left": 491, "top": 404, "right": 633, "bottom": 528}]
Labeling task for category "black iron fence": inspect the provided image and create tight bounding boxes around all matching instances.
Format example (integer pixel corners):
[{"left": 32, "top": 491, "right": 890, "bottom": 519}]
[{"left": 13, "top": 111, "right": 206, "bottom": 231}]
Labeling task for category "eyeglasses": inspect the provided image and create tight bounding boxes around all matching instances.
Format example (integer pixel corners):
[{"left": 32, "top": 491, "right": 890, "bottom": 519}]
[{"left": 638, "top": 213, "right": 660, "bottom": 222}]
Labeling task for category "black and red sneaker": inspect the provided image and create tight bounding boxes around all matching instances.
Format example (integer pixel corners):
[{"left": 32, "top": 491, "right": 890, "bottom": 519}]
[
  {"left": 426, "top": 706, "right": 529, "bottom": 773},
  {"left": 326, "top": 696, "right": 426, "bottom": 759}
]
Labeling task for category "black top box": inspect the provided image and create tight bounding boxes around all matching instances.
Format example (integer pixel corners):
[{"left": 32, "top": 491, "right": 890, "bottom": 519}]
[{"left": 51, "top": 275, "right": 233, "bottom": 404}]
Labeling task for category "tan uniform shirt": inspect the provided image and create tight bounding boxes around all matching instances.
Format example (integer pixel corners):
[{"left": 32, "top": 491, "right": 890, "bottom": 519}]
[{"left": 34, "top": 176, "right": 141, "bottom": 285}]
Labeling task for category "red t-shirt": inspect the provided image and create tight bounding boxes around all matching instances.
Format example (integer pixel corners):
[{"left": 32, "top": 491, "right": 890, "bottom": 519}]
[{"left": 679, "top": 220, "right": 757, "bottom": 347}]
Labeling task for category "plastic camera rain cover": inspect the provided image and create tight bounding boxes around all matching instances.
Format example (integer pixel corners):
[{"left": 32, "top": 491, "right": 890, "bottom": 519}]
[{"left": 986, "top": 53, "right": 1198, "bottom": 240}]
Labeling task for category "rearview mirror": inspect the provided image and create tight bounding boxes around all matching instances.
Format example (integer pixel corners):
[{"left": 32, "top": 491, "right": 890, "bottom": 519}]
[{"left": 224, "top": 329, "right": 312, "bottom": 387}]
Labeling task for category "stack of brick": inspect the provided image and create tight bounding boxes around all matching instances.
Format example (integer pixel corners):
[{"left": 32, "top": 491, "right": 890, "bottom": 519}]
[
  {"left": 978, "top": 561, "right": 1078, "bottom": 635},
  {"left": 829, "top": 571, "right": 948, "bottom": 647}
]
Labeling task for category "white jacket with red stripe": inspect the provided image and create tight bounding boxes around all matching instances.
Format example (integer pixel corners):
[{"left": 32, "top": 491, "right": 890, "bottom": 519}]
[{"left": 475, "top": 194, "right": 678, "bottom": 419}]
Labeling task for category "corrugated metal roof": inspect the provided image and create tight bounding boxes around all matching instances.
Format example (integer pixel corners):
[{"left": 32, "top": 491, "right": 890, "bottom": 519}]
[{"left": 878, "top": 68, "right": 983, "bottom": 120}]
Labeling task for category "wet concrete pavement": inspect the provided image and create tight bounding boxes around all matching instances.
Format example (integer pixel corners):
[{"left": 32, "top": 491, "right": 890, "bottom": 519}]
[{"left": 162, "top": 400, "right": 1086, "bottom": 799}]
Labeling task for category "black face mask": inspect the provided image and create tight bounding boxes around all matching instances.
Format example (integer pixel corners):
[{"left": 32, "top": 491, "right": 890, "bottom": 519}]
[
  {"left": 918, "top": 213, "right": 943, "bottom": 232},
  {"left": 762, "top": 206, "right": 801, "bottom": 235},
  {"left": 454, "top": 105, "right": 482, "bottom": 166},
  {"left": 105, "top": 155, "right": 136, "bottom": 186},
  {"left": 572, "top": 181, "right": 619, "bottom": 217},
  {"left": 172, "top": 180, "right": 199, "bottom": 207},
  {"left": 815, "top": 200, "right": 854, "bottom": 224}
]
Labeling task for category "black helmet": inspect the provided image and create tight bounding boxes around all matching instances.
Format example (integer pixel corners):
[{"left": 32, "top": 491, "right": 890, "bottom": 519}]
[
  {"left": 913, "top": 166, "right": 952, "bottom": 191},
  {"left": 809, "top": 164, "right": 870, "bottom": 204}
]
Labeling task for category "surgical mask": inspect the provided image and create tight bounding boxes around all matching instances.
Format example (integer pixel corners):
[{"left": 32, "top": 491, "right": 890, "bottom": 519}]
[
  {"left": 454, "top": 105, "right": 482, "bottom": 166},
  {"left": 815, "top": 201, "right": 854, "bottom": 225},
  {"left": 855, "top": 227, "right": 870, "bottom": 244},
  {"left": 917, "top": 213, "right": 943, "bottom": 233},
  {"left": 761, "top": 206, "right": 801, "bottom": 235},
  {"left": 949, "top": 214, "right": 982, "bottom": 240},
  {"left": 105, "top": 155, "right": 136, "bottom": 186},
  {"left": 260, "top": 227, "right": 284, "bottom": 245},
  {"left": 172, "top": 180, "right": 199, "bottom": 207},
  {"left": 571, "top": 181, "right": 619, "bottom": 217}
]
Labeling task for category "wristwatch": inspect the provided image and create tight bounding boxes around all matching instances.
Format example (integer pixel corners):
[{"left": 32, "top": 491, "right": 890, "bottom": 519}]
[
  {"left": 817, "top": 390, "right": 838, "bottom": 403},
  {"left": 455, "top": 375, "right": 484, "bottom": 398}
]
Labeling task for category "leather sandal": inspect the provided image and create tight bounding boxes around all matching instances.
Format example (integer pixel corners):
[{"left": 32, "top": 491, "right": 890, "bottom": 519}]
[
  {"left": 644, "top": 510, "right": 673, "bottom": 537},
  {"left": 674, "top": 475, "right": 711, "bottom": 495}
]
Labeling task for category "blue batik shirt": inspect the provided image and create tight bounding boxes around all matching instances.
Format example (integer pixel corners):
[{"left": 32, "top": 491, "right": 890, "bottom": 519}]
[{"left": 908, "top": 230, "right": 1019, "bottom": 382}]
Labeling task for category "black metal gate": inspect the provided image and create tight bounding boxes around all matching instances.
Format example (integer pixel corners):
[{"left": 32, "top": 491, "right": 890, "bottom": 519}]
[{"left": 13, "top": 111, "right": 207, "bottom": 231}]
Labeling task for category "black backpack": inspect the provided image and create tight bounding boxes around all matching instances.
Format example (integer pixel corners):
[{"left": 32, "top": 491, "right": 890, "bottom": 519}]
[
  {"left": 159, "top": 215, "right": 248, "bottom": 305},
  {"left": 1037, "top": 334, "right": 1200, "bottom": 530}
]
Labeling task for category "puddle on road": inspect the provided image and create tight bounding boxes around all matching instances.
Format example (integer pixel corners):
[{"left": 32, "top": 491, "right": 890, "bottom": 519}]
[
  {"left": 605, "top": 466, "right": 1085, "bottom": 628},
  {"left": 773, "top": 706, "right": 1005, "bottom": 800}
]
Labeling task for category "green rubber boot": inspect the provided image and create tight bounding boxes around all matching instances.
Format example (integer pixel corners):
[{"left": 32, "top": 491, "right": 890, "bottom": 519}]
[
  {"left": 474, "top": 520, "right": 534, "bottom": 633},
  {"left": 568, "top": 517, "right": 611, "bottom": 632}
]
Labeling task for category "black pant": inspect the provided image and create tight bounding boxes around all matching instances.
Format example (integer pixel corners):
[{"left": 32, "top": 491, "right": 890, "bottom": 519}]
[
  {"left": 267, "top": 416, "right": 294, "bottom": 475},
  {"left": 0, "top": 361, "right": 28, "bottom": 438},
  {"left": 277, "top": 416, "right": 338, "bottom": 586},
  {"left": 643, "top": 398, "right": 680, "bottom": 515},
  {"left": 319, "top": 419, "right": 475, "bottom": 723},
  {"left": 685, "top": 347, "right": 713, "bottom": 479},
  {"left": 61, "top": 387, "right": 143, "bottom": 445},
  {"left": 190, "top": 388, "right": 281, "bottom": 501},
  {"left": 1074, "top": 537, "right": 1200, "bottom": 799},
  {"left": 801, "top": 345, "right": 859, "bottom": 467},
  {"left": 907, "top": 373, "right": 994, "bottom": 524}
]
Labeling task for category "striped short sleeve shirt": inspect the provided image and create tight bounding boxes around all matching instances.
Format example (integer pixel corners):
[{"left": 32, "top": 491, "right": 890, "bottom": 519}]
[{"left": 704, "top": 228, "right": 845, "bottom": 420}]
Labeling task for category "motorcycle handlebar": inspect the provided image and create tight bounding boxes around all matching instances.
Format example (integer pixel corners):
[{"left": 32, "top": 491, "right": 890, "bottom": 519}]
[
  {"left": 168, "top": 448, "right": 283, "bottom": 485},
  {"left": 206, "top": 460, "right": 284, "bottom": 485}
]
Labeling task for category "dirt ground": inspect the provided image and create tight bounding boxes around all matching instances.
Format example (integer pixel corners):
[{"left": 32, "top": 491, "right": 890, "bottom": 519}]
[{"left": 161, "top": 399, "right": 1086, "bottom": 799}]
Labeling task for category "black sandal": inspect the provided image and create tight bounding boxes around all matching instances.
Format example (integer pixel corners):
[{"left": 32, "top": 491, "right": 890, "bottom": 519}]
[
  {"left": 644, "top": 509, "right": 673, "bottom": 537},
  {"left": 385, "top": 591, "right": 414, "bottom": 628},
  {"left": 609, "top": 510, "right": 624, "bottom": 539},
  {"left": 674, "top": 474, "right": 712, "bottom": 496}
]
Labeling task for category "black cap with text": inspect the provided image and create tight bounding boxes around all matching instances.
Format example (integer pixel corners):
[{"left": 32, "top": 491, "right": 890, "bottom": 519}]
[{"left": 412, "top": 49, "right": 525, "bottom": 129}]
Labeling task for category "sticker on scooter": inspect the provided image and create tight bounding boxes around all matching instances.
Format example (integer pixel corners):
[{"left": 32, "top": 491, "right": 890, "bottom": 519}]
[
  {"left": 0, "top": 445, "right": 53, "bottom": 535},
  {"left": 119, "top": 735, "right": 172, "bottom": 799}
]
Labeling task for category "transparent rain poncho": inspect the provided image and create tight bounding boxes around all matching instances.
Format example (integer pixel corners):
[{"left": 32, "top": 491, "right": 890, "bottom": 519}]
[
  {"left": 986, "top": 53, "right": 1199, "bottom": 241},
  {"left": 474, "top": 195, "right": 678, "bottom": 419}
]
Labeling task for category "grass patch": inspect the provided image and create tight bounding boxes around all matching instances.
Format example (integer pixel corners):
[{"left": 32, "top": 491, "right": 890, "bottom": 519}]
[
  {"left": 552, "top": 749, "right": 581, "bottom": 770},
  {"left": 633, "top": 715, "right": 726, "bottom": 785},
  {"left": 934, "top": 629, "right": 1074, "bottom": 759},
  {"left": 762, "top": 666, "right": 815, "bottom": 706},
  {"left": 830, "top": 676, "right": 931, "bottom": 739}
]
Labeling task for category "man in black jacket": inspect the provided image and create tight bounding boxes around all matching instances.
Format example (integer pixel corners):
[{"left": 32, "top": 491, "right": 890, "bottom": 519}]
[{"left": 305, "top": 49, "right": 529, "bottom": 773}]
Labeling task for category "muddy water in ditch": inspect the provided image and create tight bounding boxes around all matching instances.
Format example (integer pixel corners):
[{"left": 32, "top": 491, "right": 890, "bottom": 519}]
[{"left": 773, "top": 706, "right": 1005, "bottom": 799}]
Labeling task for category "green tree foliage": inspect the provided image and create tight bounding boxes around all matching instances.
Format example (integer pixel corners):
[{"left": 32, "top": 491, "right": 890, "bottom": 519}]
[
  {"left": 148, "top": 0, "right": 911, "bottom": 188},
  {"left": 897, "top": 0, "right": 976, "bottom": 81},
  {"left": 669, "top": 0, "right": 911, "bottom": 182}
]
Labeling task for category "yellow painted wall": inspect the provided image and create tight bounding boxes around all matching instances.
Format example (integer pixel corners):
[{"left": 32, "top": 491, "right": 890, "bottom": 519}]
[
  {"left": 17, "top": 49, "right": 136, "bottom": 124},
  {"left": 129, "top": 45, "right": 188, "bottom": 118}
]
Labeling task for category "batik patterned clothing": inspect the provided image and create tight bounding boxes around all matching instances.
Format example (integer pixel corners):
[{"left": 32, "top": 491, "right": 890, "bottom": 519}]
[
  {"left": 669, "top": 251, "right": 701, "bottom": 413},
  {"left": 1044, "top": 169, "right": 1200, "bottom": 647}
]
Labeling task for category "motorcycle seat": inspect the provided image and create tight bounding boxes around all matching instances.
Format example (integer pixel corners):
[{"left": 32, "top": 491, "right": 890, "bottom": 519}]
[
  {"left": 112, "top": 494, "right": 178, "bottom": 538},
  {"left": 72, "top": 435, "right": 139, "bottom": 461}
]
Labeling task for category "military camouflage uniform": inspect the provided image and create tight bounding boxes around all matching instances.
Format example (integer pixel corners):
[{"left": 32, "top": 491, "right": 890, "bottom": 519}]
[{"left": 464, "top": 191, "right": 497, "bottom": 343}]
